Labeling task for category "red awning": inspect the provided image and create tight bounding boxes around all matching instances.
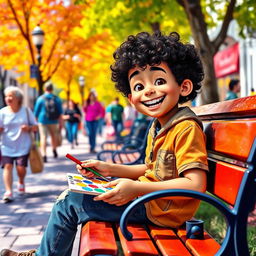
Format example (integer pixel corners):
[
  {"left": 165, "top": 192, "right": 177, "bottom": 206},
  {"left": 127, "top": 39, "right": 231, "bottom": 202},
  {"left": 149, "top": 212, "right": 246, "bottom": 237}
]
[{"left": 214, "top": 42, "right": 239, "bottom": 78}]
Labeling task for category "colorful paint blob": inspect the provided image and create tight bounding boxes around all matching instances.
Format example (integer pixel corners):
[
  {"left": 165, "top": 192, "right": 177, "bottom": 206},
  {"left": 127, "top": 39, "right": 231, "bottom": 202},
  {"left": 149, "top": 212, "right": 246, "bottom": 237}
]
[{"left": 67, "top": 173, "right": 114, "bottom": 195}]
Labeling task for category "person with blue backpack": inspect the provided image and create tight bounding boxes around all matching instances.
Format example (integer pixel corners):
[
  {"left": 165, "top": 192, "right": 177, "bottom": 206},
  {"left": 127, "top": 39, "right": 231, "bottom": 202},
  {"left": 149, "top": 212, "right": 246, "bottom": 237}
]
[{"left": 34, "top": 82, "right": 63, "bottom": 163}]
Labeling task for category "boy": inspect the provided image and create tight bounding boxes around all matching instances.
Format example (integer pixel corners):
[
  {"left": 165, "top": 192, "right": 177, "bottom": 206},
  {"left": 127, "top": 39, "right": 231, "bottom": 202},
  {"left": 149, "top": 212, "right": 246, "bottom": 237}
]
[{"left": 1, "top": 31, "right": 208, "bottom": 256}]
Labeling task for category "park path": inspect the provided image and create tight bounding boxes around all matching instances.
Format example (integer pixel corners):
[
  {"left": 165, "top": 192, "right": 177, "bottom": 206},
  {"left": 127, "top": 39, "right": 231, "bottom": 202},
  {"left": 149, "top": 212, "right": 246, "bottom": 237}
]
[{"left": 0, "top": 131, "right": 104, "bottom": 255}]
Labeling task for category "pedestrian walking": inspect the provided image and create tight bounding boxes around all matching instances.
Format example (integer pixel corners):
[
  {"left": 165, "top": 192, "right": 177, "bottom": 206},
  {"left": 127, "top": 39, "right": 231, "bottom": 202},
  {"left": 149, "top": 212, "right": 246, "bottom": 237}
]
[
  {"left": 109, "top": 97, "right": 124, "bottom": 139},
  {"left": 250, "top": 88, "right": 255, "bottom": 96},
  {"left": 63, "top": 100, "right": 81, "bottom": 149},
  {"left": 34, "top": 82, "right": 63, "bottom": 162},
  {"left": 225, "top": 79, "right": 240, "bottom": 100},
  {"left": 82, "top": 91, "right": 103, "bottom": 153},
  {"left": 0, "top": 86, "right": 38, "bottom": 203}
]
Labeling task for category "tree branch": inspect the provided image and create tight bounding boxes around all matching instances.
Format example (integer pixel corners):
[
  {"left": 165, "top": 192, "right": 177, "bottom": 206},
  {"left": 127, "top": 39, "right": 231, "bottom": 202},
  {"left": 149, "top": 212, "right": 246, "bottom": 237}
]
[
  {"left": 43, "top": 36, "right": 61, "bottom": 68},
  {"left": 43, "top": 57, "right": 64, "bottom": 83},
  {"left": 212, "top": 0, "right": 236, "bottom": 53},
  {"left": 7, "top": 0, "right": 26, "bottom": 38},
  {"left": 7, "top": 0, "right": 36, "bottom": 64},
  {"left": 177, "top": 0, "right": 212, "bottom": 55}
]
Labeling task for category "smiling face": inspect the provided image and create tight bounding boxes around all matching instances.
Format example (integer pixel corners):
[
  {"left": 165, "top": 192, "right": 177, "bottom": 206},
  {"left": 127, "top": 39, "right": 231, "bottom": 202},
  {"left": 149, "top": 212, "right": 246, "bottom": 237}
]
[
  {"left": 128, "top": 62, "right": 193, "bottom": 126},
  {"left": 5, "top": 91, "right": 19, "bottom": 106}
]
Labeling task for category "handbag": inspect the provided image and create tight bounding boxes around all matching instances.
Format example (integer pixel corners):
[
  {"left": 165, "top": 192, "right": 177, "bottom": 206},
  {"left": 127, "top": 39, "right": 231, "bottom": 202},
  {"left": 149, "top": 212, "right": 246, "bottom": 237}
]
[
  {"left": 29, "top": 140, "right": 44, "bottom": 173},
  {"left": 26, "top": 108, "right": 44, "bottom": 174}
]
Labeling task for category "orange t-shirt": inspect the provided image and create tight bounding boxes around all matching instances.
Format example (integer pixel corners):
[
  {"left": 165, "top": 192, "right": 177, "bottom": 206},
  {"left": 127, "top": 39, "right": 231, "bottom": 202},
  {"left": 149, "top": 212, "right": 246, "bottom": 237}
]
[{"left": 138, "top": 107, "right": 208, "bottom": 228}]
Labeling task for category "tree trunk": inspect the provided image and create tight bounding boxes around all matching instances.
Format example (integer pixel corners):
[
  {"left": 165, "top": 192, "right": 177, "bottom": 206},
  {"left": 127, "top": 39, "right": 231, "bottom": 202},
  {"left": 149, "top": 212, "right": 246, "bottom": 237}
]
[
  {"left": 178, "top": 0, "right": 219, "bottom": 104},
  {"left": 177, "top": 0, "right": 236, "bottom": 104},
  {"left": 151, "top": 22, "right": 160, "bottom": 33},
  {"left": 200, "top": 53, "right": 219, "bottom": 104}
]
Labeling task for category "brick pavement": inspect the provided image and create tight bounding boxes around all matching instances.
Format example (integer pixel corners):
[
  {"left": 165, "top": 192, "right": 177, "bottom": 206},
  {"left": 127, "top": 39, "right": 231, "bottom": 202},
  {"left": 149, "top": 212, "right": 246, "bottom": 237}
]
[{"left": 0, "top": 132, "right": 104, "bottom": 255}]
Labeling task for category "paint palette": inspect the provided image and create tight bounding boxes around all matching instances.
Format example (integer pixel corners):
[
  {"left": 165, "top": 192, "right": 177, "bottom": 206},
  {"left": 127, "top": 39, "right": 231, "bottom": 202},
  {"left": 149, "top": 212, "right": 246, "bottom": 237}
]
[{"left": 67, "top": 173, "right": 114, "bottom": 195}]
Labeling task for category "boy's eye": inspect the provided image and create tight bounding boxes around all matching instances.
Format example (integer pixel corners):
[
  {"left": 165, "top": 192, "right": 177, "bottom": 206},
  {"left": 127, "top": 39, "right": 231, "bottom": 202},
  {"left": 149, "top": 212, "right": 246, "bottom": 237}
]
[
  {"left": 155, "top": 78, "right": 166, "bottom": 86},
  {"left": 134, "top": 83, "right": 144, "bottom": 91}
]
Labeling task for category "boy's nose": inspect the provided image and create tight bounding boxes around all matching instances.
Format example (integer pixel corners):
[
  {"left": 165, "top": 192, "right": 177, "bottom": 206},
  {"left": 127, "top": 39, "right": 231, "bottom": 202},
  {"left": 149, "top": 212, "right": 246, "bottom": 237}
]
[{"left": 145, "top": 86, "right": 155, "bottom": 96}]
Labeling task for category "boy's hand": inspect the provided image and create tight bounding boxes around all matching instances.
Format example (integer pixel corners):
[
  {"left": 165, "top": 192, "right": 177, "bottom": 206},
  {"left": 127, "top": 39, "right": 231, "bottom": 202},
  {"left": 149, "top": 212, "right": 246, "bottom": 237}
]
[
  {"left": 94, "top": 178, "right": 139, "bottom": 206},
  {"left": 76, "top": 159, "right": 110, "bottom": 178}
]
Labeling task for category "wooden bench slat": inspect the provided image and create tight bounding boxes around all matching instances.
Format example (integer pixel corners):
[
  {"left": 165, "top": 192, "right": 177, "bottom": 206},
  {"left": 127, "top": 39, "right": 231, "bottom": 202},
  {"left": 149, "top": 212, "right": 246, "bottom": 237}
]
[
  {"left": 103, "top": 143, "right": 122, "bottom": 151},
  {"left": 149, "top": 225, "right": 192, "bottom": 256},
  {"left": 113, "top": 152, "right": 139, "bottom": 164},
  {"left": 204, "top": 119, "right": 256, "bottom": 160},
  {"left": 79, "top": 221, "right": 118, "bottom": 256},
  {"left": 117, "top": 224, "right": 159, "bottom": 256},
  {"left": 125, "top": 152, "right": 140, "bottom": 163},
  {"left": 208, "top": 160, "right": 245, "bottom": 205},
  {"left": 120, "top": 154, "right": 132, "bottom": 163},
  {"left": 114, "top": 153, "right": 129, "bottom": 164},
  {"left": 193, "top": 95, "right": 256, "bottom": 118},
  {"left": 177, "top": 228, "right": 220, "bottom": 256}
]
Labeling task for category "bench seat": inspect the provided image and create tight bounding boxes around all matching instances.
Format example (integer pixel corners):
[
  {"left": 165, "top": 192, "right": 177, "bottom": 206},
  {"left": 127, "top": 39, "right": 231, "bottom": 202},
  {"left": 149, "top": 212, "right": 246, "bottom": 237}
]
[{"left": 79, "top": 96, "right": 256, "bottom": 256}]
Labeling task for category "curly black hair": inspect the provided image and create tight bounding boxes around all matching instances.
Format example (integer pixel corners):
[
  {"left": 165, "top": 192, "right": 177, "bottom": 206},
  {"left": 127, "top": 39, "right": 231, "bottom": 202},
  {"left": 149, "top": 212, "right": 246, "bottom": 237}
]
[{"left": 111, "top": 31, "right": 204, "bottom": 104}]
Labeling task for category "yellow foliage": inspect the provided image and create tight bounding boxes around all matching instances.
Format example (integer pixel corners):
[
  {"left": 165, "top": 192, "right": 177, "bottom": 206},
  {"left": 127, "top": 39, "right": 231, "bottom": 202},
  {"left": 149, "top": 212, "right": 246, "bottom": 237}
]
[{"left": 0, "top": 0, "right": 132, "bottom": 108}]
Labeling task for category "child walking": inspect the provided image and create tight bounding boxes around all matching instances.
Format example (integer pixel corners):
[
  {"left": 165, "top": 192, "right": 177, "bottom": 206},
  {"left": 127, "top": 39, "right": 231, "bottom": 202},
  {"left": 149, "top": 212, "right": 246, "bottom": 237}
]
[{"left": 1, "top": 31, "right": 208, "bottom": 256}]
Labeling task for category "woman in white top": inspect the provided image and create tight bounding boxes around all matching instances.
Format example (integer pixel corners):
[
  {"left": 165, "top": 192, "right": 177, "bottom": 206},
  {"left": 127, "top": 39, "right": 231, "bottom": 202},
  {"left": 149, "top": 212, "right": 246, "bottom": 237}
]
[{"left": 0, "top": 86, "right": 38, "bottom": 203}]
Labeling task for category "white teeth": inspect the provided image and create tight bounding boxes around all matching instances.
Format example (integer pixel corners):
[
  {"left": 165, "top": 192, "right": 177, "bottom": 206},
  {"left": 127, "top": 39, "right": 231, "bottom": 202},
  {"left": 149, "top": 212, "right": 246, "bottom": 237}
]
[{"left": 143, "top": 96, "right": 165, "bottom": 107}]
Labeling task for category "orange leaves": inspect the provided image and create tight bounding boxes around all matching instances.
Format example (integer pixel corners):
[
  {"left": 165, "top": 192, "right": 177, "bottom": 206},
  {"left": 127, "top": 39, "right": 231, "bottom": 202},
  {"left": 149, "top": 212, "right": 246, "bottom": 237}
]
[{"left": 0, "top": 0, "right": 119, "bottom": 104}]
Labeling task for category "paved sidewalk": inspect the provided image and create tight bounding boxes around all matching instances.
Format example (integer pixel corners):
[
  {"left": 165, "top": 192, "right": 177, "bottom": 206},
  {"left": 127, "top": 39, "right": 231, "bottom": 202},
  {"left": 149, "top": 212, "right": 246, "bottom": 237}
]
[{"left": 0, "top": 132, "right": 104, "bottom": 255}]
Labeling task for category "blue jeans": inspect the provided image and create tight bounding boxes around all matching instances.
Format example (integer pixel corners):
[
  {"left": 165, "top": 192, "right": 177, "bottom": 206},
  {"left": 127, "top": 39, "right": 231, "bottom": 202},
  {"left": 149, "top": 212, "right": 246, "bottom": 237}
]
[
  {"left": 112, "top": 120, "right": 123, "bottom": 139},
  {"left": 86, "top": 120, "right": 98, "bottom": 151},
  {"left": 97, "top": 118, "right": 104, "bottom": 136},
  {"left": 36, "top": 190, "right": 149, "bottom": 256},
  {"left": 65, "top": 122, "right": 78, "bottom": 144}
]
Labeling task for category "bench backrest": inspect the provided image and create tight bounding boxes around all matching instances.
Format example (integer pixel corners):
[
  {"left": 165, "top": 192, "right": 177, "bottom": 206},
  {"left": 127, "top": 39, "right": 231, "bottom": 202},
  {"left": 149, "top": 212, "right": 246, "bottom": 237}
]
[{"left": 193, "top": 95, "right": 256, "bottom": 208}]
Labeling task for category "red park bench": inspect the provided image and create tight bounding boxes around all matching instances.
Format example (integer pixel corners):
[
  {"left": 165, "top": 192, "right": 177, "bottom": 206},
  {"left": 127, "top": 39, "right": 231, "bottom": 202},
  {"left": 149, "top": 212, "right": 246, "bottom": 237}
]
[{"left": 79, "top": 96, "right": 256, "bottom": 256}]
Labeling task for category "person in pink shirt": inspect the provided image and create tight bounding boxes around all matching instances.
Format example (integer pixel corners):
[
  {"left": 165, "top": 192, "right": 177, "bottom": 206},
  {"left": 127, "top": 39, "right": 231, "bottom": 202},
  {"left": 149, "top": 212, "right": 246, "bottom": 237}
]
[
  {"left": 82, "top": 91, "right": 103, "bottom": 153},
  {"left": 97, "top": 103, "right": 105, "bottom": 136}
]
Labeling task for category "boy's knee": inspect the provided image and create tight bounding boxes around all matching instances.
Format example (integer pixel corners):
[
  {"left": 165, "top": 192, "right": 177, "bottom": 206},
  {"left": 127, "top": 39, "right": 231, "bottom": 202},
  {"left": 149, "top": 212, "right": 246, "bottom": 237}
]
[{"left": 56, "top": 189, "right": 70, "bottom": 203}]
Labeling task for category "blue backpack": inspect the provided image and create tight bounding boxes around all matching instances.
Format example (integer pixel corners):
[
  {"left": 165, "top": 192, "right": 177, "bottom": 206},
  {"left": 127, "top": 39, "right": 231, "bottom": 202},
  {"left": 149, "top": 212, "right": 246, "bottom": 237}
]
[{"left": 44, "top": 95, "right": 60, "bottom": 120}]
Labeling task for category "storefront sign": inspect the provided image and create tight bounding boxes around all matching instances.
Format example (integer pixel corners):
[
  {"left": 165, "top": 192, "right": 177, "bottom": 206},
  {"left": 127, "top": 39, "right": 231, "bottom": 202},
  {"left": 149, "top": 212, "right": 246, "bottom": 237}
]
[{"left": 214, "top": 43, "right": 239, "bottom": 78}]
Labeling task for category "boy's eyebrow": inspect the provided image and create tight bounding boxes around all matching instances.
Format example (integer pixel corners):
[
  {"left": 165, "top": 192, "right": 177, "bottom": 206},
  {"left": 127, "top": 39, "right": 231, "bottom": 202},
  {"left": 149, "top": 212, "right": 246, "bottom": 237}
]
[
  {"left": 129, "top": 70, "right": 139, "bottom": 81},
  {"left": 150, "top": 66, "right": 166, "bottom": 73},
  {"left": 129, "top": 66, "right": 166, "bottom": 81}
]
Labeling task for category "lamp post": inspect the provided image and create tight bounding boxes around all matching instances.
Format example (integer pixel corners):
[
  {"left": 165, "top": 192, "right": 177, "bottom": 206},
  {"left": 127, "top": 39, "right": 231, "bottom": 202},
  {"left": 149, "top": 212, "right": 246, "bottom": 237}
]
[
  {"left": 78, "top": 76, "right": 85, "bottom": 104},
  {"left": 32, "top": 24, "right": 45, "bottom": 96}
]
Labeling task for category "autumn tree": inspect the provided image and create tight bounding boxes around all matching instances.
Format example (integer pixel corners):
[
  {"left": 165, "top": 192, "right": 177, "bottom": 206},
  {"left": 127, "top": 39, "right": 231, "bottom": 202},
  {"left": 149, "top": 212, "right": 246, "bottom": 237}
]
[
  {"left": 53, "top": 33, "right": 118, "bottom": 105},
  {"left": 76, "top": 0, "right": 256, "bottom": 104},
  {"left": 0, "top": 0, "right": 108, "bottom": 98}
]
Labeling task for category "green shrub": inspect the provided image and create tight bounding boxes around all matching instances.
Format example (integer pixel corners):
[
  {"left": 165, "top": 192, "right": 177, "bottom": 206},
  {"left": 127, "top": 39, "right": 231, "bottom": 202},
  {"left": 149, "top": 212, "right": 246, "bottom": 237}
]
[{"left": 195, "top": 201, "right": 256, "bottom": 256}]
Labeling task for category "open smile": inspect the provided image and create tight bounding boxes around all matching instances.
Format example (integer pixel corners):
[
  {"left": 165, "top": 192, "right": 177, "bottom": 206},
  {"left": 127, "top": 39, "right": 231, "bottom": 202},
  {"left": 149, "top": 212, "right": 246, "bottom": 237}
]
[{"left": 141, "top": 96, "right": 165, "bottom": 108}]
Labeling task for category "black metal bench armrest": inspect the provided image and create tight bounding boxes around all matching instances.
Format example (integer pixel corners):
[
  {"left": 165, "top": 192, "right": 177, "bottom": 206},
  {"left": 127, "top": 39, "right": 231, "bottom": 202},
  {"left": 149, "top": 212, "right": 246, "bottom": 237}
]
[{"left": 120, "top": 189, "right": 231, "bottom": 241}]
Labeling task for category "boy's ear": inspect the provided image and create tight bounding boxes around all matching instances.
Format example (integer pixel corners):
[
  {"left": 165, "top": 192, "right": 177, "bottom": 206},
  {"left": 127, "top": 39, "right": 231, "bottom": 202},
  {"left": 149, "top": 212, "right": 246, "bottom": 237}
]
[
  {"left": 128, "top": 94, "right": 135, "bottom": 107},
  {"left": 180, "top": 79, "right": 193, "bottom": 97}
]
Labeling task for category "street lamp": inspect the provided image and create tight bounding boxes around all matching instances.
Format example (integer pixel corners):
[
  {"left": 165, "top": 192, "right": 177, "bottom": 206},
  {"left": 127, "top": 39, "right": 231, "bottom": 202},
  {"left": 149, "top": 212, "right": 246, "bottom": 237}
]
[
  {"left": 32, "top": 24, "right": 45, "bottom": 96},
  {"left": 78, "top": 76, "right": 85, "bottom": 103}
]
